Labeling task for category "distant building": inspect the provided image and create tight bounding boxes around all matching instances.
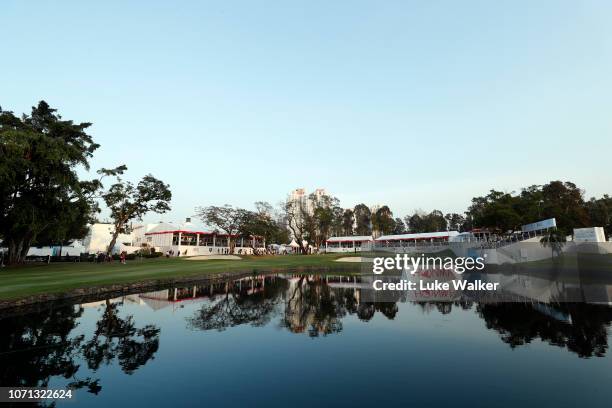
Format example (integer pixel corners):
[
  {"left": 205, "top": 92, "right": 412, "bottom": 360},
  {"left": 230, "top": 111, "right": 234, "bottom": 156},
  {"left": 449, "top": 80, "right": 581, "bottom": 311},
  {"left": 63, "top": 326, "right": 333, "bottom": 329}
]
[
  {"left": 325, "top": 236, "right": 373, "bottom": 253},
  {"left": 286, "top": 188, "right": 329, "bottom": 240},
  {"left": 375, "top": 231, "right": 460, "bottom": 248}
]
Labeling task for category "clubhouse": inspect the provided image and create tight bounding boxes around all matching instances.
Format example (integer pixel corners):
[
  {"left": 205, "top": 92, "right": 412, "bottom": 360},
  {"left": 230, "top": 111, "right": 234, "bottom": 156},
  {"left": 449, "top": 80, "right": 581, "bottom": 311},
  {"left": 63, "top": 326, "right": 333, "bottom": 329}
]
[{"left": 144, "top": 221, "right": 265, "bottom": 256}]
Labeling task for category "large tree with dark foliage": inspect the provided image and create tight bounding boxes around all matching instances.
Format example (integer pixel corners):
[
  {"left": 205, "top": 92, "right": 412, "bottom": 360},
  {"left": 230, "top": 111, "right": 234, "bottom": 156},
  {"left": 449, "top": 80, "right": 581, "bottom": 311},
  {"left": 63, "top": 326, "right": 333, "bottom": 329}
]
[
  {"left": 466, "top": 181, "right": 594, "bottom": 235},
  {"left": 0, "top": 101, "right": 100, "bottom": 264},
  {"left": 586, "top": 195, "right": 612, "bottom": 237}
]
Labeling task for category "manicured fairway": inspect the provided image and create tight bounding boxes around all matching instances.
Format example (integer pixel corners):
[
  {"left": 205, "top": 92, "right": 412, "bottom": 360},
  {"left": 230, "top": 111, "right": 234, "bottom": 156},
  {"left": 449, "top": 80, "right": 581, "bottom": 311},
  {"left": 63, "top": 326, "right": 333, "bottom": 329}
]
[{"left": 0, "top": 254, "right": 361, "bottom": 301}]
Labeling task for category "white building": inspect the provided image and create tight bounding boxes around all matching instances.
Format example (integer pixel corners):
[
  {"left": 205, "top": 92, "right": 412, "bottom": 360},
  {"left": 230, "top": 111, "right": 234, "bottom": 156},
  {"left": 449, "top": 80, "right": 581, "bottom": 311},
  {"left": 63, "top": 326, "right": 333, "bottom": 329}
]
[
  {"left": 144, "top": 219, "right": 265, "bottom": 256},
  {"left": 81, "top": 223, "right": 137, "bottom": 254},
  {"left": 375, "top": 231, "right": 460, "bottom": 247},
  {"left": 325, "top": 236, "right": 373, "bottom": 253},
  {"left": 26, "top": 222, "right": 136, "bottom": 257}
]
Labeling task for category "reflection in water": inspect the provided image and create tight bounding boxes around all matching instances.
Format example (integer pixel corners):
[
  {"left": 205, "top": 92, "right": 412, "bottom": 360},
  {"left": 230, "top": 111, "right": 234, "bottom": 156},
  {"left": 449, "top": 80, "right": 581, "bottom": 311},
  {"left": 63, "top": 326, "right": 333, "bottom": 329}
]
[
  {"left": 181, "top": 274, "right": 612, "bottom": 357},
  {"left": 82, "top": 299, "right": 160, "bottom": 375},
  {"left": 186, "top": 277, "right": 288, "bottom": 331},
  {"left": 477, "top": 303, "right": 612, "bottom": 358},
  {"left": 2, "top": 272, "right": 612, "bottom": 405},
  {"left": 0, "top": 299, "right": 160, "bottom": 397}
]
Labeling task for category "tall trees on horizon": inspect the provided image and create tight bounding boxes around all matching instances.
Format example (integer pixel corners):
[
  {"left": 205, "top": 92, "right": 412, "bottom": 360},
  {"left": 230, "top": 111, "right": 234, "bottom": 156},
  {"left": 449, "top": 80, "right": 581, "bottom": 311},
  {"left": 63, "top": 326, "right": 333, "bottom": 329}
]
[{"left": 353, "top": 204, "right": 371, "bottom": 235}]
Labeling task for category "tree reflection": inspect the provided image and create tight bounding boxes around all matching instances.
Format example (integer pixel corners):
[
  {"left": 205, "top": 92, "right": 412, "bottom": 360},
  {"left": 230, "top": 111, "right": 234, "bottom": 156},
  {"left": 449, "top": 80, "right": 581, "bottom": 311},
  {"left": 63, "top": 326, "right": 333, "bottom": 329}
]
[
  {"left": 187, "top": 275, "right": 398, "bottom": 337},
  {"left": 477, "top": 303, "right": 612, "bottom": 358},
  {"left": 283, "top": 276, "right": 346, "bottom": 336},
  {"left": 82, "top": 299, "right": 160, "bottom": 374},
  {"left": 187, "top": 277, "right": 288, "bottom": 331},
  {"left": 413, "top": 301, "right": 474, "bottom": 315},
  {"left": 0, "top": 305, "right": 89, "bottom": 390},
  {"left": 0, "top": 298, "right": 160, "bottom": 400}
]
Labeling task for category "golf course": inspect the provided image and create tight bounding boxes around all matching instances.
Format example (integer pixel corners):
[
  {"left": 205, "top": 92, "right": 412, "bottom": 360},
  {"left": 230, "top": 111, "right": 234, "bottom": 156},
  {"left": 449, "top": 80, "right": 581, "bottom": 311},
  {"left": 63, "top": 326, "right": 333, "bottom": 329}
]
[{"left": 0, "top": 254, "right": 362, "bottom": 302}]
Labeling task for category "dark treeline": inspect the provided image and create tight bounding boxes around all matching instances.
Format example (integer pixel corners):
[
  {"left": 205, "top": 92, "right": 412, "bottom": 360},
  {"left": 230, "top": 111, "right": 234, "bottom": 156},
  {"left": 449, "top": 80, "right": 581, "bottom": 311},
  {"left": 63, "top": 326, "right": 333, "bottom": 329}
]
[{"left": 332, "top": 181, "right": 612, "bottom": 238}]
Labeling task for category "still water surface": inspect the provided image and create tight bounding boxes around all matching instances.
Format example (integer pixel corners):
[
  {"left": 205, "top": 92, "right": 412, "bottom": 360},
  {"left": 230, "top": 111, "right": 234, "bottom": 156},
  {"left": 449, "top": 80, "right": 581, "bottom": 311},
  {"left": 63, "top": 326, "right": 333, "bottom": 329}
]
[{"left": 2, "top": 273, "right": 612, "bottom": 407}]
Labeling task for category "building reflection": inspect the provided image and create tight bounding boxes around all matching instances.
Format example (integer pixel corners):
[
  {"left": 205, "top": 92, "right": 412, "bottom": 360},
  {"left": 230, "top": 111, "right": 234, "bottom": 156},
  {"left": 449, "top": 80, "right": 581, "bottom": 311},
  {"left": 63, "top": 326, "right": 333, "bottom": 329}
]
[{"left": 177, "top": 273, "right": 612, "bottom": 357}]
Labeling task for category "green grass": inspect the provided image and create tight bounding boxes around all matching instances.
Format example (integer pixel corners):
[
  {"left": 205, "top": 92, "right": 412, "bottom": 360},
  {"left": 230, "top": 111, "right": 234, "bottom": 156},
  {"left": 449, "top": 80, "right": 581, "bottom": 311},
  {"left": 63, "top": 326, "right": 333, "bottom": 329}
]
[{"left": 0, "top": 254, "right": 362, "bottom": 301}]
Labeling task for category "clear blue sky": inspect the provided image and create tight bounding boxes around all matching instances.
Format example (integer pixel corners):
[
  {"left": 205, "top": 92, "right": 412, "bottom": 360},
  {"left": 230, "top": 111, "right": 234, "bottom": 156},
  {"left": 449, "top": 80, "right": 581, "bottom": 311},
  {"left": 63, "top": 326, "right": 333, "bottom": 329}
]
[{"left": 2, "top": 0, "right": 611, "bottom": 222}]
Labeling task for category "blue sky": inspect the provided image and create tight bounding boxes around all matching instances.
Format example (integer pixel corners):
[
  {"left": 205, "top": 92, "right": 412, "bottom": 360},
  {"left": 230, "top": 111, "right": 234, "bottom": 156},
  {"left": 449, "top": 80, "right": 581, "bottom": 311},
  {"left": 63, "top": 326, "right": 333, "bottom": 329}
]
[{"left": 2, "top": 0, "right": 611, "bottom": 222}]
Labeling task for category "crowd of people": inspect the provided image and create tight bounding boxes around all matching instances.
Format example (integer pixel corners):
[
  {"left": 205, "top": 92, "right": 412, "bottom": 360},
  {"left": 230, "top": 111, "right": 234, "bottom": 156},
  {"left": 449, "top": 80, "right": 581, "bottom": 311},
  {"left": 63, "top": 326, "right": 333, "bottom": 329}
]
[{"left": 95, "top": 251, "right": 128, "bottom": 264}]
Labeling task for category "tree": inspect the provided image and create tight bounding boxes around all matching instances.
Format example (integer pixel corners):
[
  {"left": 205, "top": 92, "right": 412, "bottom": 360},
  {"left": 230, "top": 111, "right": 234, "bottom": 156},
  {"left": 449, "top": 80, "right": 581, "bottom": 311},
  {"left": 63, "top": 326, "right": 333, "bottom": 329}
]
[
  {"left": 392, "top": 217, "right": 406, "bottom": 234},
  {"left": 330, "top": 206, "right": 345, "bottom": 237},
  {"left": 586, "top": 195, "right": 612, "bottom": 237},
  {"left": 405, "top": 211, "right": 424, "bottom": 233},
  {"left": 0, "top": 101, "right": 100, "bottom": 264},
  {"left": 353, "top": 204, "right": 372, "bottom": 235},
  {"left": 540, "top": 181, "right": 589, "bottom": 235},
  {"left": 238, "top": 202, "right": 288, "bottom": 250},
  {"left": 371, "top": 205, "right": 395, "bottom": 237},
  {"left": 341, "top": 209, "right": 355, "bottom": 236},
  {"left": 310, "top": 193, "right": 339, "bottom": 248},
  {"left": 283, "top": 198, "right": 315, "bottom": 254},
  {"left": 101, "top": 170, "right": 172, "bottom": 255},
  {"left": 465, "top": 182, "right": 593, "bottom": 235},
  {"left": 405, "top": 210, "right": 447, "bottom": 233},
  {"left": 444, "top": 213, "right": 466, "bottom": 232},
  {"left": 33, "top": 194, "right": 94, "bottom": 256},
  {"left": 196, "top": 205, "right": 245, "bottom": 254},
  {"left": 466, "top": 190, "right": 522, "bottom": 233}
]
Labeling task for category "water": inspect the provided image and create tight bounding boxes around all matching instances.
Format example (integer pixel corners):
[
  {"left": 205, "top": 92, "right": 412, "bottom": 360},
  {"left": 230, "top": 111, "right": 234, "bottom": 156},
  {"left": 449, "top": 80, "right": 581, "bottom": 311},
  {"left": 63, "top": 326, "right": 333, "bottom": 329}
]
[{"left": 2, "top": 273, "right": 612, "bottom": 407}]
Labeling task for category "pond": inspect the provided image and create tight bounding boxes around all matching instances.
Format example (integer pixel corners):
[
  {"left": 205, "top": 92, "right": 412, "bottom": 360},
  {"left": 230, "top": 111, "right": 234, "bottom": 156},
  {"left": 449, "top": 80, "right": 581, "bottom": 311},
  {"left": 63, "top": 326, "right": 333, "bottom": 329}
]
[{"left": 2, "top": 272, "right": 612, "bottom": 407}]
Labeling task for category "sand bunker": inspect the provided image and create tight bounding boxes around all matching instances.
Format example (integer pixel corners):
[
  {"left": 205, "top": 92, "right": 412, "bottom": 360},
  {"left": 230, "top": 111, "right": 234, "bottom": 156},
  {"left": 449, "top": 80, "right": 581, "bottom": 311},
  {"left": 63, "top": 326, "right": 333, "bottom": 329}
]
[
  {"left": 334, "top": 256, "right": 363, "bottom": 263},
  {"left": 185, "top": 255, "right": 242, "bottom": 261}
]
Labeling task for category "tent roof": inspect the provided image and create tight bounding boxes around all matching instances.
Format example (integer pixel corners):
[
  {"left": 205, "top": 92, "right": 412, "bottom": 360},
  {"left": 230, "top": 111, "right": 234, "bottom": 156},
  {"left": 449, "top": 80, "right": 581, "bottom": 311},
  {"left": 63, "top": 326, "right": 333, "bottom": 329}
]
[
  {"left": 326, "top": 235, "right": 373, "bottom": 243},
  {"left": 376, "top": 231, "right": 460, "bottom": 241},
  {"left": 145, "top": 221, "right": 214, "bottom": 235}
]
